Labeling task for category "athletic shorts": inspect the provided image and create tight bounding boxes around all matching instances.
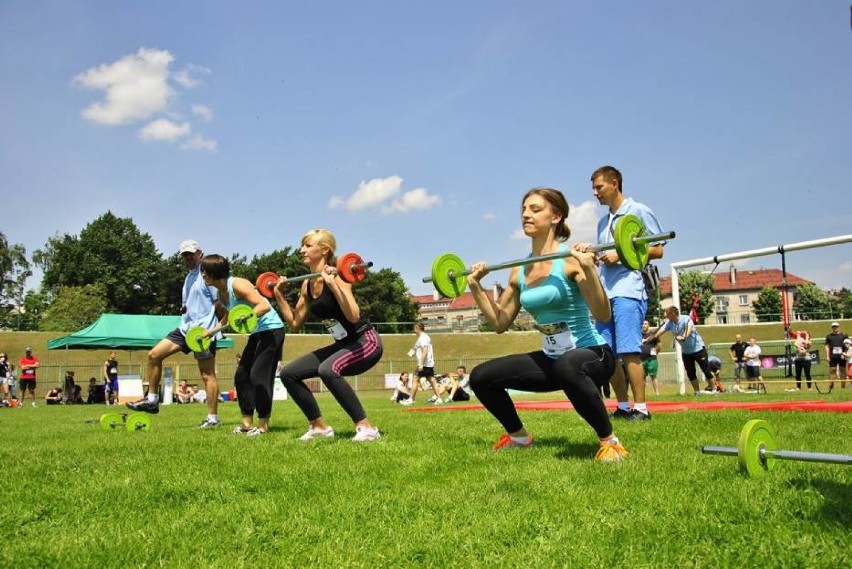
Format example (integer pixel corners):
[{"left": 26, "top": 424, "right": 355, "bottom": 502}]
[
  {"left": 745, "top": 366, "right": 761, "bottom": 379},
  {"left": 20, "top": 378, "right": 36, "bottom": 391},
  {"left": 415, "top": 367, "right": 435, "bottom": 379},
  {"left": 595, "top": 296, "right": 647, "bottom": 356},
  {"left": 828, "top": 357, "right": 847, "bottom": 369},
  {"left": 166, "top": 328, "right": 217, "bottom": 361},
  {"left": 642, "top": 359, "right": 658, "bottom": 377}
]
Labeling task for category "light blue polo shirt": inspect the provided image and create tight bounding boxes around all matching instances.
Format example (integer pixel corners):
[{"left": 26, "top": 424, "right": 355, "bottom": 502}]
[
  {"left": 661, "top": 315, "right": 705, "bottom": 354},
  {"left": 180, "top": 266, "right": 220, "bottom": 336},
  {"left": 596, "top": 197, "right": 665, "bottom": 300}
]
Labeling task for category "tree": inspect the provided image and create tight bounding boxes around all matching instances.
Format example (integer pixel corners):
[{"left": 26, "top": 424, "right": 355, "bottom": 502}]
[
  {"left": 675, "top": 270, "right": 715, "bottom": 323},
  {"left": 354, "top": 268, "right": 419, "bottom": 332},
  {"left": 0, "top": 232, "right": 33, "bottom": 328},
  {"left": 39, "top": 284, "right": 108, "bottom": 331},
  {"left": 753, "top": 286, "right": 782, "bottom": 322},
  {"left": 795, "top": 283, "right": 831, "bottom": 321},
  {"left": 33, "top": 212, "right": 167, "bottom": 314}
]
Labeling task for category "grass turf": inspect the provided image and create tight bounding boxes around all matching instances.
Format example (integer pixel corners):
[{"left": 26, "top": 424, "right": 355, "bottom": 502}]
[{"left": 2, "top": 390, "right": 850, "bottom": 568}]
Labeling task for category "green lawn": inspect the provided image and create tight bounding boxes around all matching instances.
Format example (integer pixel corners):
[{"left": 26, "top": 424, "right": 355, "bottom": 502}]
[{"left": 2, "top": 389, "right": 850, "bottom": 568}]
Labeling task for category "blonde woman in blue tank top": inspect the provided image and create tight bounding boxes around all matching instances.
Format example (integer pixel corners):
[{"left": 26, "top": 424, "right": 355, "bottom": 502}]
[
  {"left": 201, "top": 254, "right": 285, "bottom": 436},
  {"left": 466, "top": 188, "right": 629, "bottom": 462}
]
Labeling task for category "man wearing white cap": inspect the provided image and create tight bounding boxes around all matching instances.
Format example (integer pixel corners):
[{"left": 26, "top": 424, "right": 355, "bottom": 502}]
[
  {"left": 824, "top": 322, "right": 848, "bottom": 392},
  {"left": 127, "top": 239, "right": 223, "bottom": 428}
]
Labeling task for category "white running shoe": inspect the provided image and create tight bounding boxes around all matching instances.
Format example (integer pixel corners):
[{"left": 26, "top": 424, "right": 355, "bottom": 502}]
[
  {"left": 352, "top": 426, "right": 381, "bottom": 442},
  {"left": 298, "top": 426, "right": 335, "bottom": 441}
]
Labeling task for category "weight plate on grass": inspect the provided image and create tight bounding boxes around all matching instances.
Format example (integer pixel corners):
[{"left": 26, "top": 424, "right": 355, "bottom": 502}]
[
  {"left": 613, "top": 214, "right": 649, "bottom": 270},
  {"left": 126, "top": 413, "right": 151, "bottom": 432},
  {"left": 228, "top": 304, "right": 258, "bottom": 334},
  {"left": 737, "top": 419, "right": 777, "bottom": 477},
  {"left": 100, "top": 412, "right": 123, "bottom": 431},
  {"left": 431, "top": 253, "right": 467, "bottom": 299},
  {"left": 255, "top": 271, "right": 279, "bottom": 298},
  {"left": 186, "top": 326, "right": 211, "bottom": 353},
  {"left": 337, "top": 252, "right": 368, "bottom": 283}
]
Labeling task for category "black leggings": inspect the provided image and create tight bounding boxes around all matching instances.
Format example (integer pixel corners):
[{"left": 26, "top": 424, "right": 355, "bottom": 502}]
[
  {"left": 279, "top": 328, "right": 383, "bottom": 423},
  {"left": 682, "top": 348, "right": 713, "bottom": 382},
  {"left": 470, "top": 345, "right": 616, "bottom": 439},
  {"left": 794, "top": 359, "right": 812, "bottom": 389},
  {"left": 234, "top": 328, "right": 285, "bottom": 420}
]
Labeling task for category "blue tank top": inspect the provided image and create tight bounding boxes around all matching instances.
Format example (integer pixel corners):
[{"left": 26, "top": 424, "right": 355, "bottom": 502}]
[
  {"left": 517, "top": 245, "right": 606, "bottom": 349},
  {"left": 226, "top": 277, "right": 284, "bottom": 334}
]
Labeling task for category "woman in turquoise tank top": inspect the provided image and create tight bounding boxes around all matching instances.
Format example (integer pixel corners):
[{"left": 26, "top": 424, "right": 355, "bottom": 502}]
[
  {"left": 465, "top": 188, "right": 629, "bottom": 462},
  {"left": 201, "top": 254, "right": 285, "bottom": 436}
]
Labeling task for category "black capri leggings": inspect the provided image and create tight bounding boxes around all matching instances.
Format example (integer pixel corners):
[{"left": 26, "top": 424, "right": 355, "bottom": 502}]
[
  {"left": 470, "top": 345, "right": 616, "bottom": 439},
  {"left": 682, "top": 347, "right": 713, "bottom": 382},
  {"left": 279, "top": 327, "right": 383, "bottom": 423},
  {"left": 234, "top": 328, "right": 285, "bottom": 420}
]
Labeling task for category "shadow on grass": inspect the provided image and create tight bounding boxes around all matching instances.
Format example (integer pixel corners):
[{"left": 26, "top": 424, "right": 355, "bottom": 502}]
[
  {"left": 529, "top": 436, "right": 599, "bottom": 461},
  {"left": 788, "top": 477, "right": 852, "bottom": 528}
]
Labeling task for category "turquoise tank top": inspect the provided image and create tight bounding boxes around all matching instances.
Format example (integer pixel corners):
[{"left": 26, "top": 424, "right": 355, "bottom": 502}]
[
  {"left": 227, "top": 277, "right": 284, "bottom": 333},
  {"left": 517, "top": 245, "right": 606, "bottom": 350}
]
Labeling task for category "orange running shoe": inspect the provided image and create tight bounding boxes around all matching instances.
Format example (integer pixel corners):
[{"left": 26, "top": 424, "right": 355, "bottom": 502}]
[
  {"left": 595, "top": 437, "right": 629, "bottom": 462},
  {"left": 492, "top": 433, "right": 534, "bottom": 451}
]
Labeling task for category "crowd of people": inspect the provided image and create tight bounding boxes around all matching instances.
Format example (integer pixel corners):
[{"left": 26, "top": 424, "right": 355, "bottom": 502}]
[{"left": 6, "top": 165, "right": 851, "bottom": 465}]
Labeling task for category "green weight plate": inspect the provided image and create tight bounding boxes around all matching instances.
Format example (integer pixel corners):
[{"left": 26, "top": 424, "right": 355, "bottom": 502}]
[
  {"left": 337, "top": 252, "right": 368, "bottom": 283},
  {"left": 255, "top": 271, "right": 279, "bottom": 299},
  {"left": 126, "top": 413, "right": 152, "bottom": 432},
  {"left": 431, "top": 253, "right": 468, "bottom": 299},
  {"left": 228, "top": 304, "right": 258, "bottom": 334},
  {"left": 99, "top": 412, "right": 124, "bottom": 431},
  {"left": 613, "top": 214, "right": 649, "bottom": 270},
  {"left": 186, "top": 326, "right": 212, "bottom": 353},
  {"left": 737, "top": 419, "right": 777, "bottom": 477}
]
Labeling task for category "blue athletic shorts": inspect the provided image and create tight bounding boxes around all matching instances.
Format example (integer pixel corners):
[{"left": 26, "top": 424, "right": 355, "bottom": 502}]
[{"left": 595, "top": 297, "right": 647, "bottom": 356}]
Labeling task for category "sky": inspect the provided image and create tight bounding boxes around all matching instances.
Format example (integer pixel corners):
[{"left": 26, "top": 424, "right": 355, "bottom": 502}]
[{"left": 2, "top": 1, "right": 851, "bottom": 299}]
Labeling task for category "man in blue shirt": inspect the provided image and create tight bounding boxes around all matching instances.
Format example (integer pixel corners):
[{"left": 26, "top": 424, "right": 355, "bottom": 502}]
[
  {"left": 592, "top": 165, "right": 666, "bottom": 420},
  {"left": 645, "top": 306, "right": 715, "bottom": 395},
  {"left": 127, "top": 239, "right": 223, "bottom": 428}
]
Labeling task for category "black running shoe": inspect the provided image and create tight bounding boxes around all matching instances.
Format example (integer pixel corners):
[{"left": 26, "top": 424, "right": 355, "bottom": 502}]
[
  {"left": 628, "top": 410, "right": 652, "bottom": 421},
  {"left": 611, "top": 408, "right": 634, "bottom": 420},
  {"left": 126, "top": 398, "right": 159, "bottom": 414}
]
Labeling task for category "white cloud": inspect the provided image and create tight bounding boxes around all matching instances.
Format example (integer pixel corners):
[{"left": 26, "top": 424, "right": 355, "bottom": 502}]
[
  {"left": 74, "top": 47, "right": 174, "bottom": 125},
  {"left": 174, "top": 64, "right": 211, "bottom": 88},
  {"left": 566, "top": 200, "right": 600, "bottom": 244},
  {"left": 483, "top": 212, "right": 497, "bottom": 222},
  {"left": 510, "top": 229, "right": 525, "bottom": 240},
  {"left": 328, "top": 175, "right": 442, "bottom": 214},
  {"left": 181, "top": 135, "right": 218, "bottom": 152},
  {"left": 381, "top": 187, "right": 442, "bottom": 214},
  {"left": 138, "top": 119, "right": 191, "bottom": 141},
  {"left": 191, "top": 104, "right": 213, "bottom": 121}
]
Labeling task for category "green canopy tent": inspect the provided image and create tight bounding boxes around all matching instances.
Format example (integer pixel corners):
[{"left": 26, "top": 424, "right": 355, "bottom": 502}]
[{"left": 47, "top": 313, "right": 234, "bottom": 351}]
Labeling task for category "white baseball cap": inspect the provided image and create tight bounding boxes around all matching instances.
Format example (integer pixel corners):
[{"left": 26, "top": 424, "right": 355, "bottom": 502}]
[
  {"left": 179, "top": 240, "right": 200, "bottom": 254},
  {"left": 831, "top": 321, "right": 840, "bottom": 327}
]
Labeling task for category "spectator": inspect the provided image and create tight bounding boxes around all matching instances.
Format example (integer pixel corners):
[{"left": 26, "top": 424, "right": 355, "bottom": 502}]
[
  {"left": 19, "top": 346, "right": 39, "bottom": 407},
  {"left": 446, "top": 365, "right": 471, "bottom": 402},
  {"left": 87, "top": 377, "right": 105, "bottom": 404},
  {"left": 845, "top": 338, "right": 852, "bottom": 384},
  {"left": 592, "top": 165, "right": 667, "bottom": 421},
  {"left": 63, "top": 371, "right": 76, "bottom": 404},
  {"left": 824, "top": 322, "right": 848, "bottom": 392},
  {"left": 191, "top": 385, "right": 208, "bottom": 404},
  {"left": 389, "top": 372, "right": 413, "bottom": 406},
  {"left": 175, "top": 380, "right": 193, "bottom": 404},
  {"left": 644, "top": 306, "right": 715, "bottom": 395},
  {"left": 409, "top": 322, "right": 443, "bottom": 405},
  {"left": 743, "top": 338, "right": 768, "bottom": 393},
  {"left": 103, "top": 351, "right": 119, "bottom": 406},
  {"left": 729, "top": 334, "right": 748, "bottom": 392},
  {"left": 640, "top": 320, "right": 661, "bottom": 396},
  {"left": 45, "top": 387, "right": 63, "bottom": 405},
  {"left": 67, "top": 385, "right": 84, "bottom": 404},
  {"left": 5, "top": 362, "right": 17, "bottom": 405},
  {"left": 0, "top": 352, "right": 13, "bottom": 406},
  {"left": 789, "top": 332, "right": 813, "bottom": 392},
  {"left": 707, "top": 355, "right": 724, "bottom": 392}
]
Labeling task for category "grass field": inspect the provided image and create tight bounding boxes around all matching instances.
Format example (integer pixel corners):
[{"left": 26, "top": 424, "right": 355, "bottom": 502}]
[{"left": 2, "top": 389, "right": 850, "bottom": 568}]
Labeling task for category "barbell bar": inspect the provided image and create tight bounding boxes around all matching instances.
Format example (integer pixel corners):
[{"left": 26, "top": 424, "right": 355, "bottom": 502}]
[
  {"left": 701, "top": 419, "right": 851, "bottom": 477},
  {"left": 255, "top": 252, "right": 373, "bottom": 299},
  {"left": 422, "top": 214, "right": 675, "bottom": 299}
]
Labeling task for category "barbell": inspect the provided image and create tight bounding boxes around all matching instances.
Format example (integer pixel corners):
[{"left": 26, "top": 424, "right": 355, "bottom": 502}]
[
  {"left": 422, "top": 214, "right": 675, "bottom": 299},
  {"left": 184, "top": 302, "right": 267, "bottom": 351},
  {"left": 701, "top": 419, "right": 851, "bottom": 477},
  {"left": 99, "top": 412, "right": 152, "bottom": 432},
  {"left": 255, "top": 252, "right": 373, "bottom": 299}
]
